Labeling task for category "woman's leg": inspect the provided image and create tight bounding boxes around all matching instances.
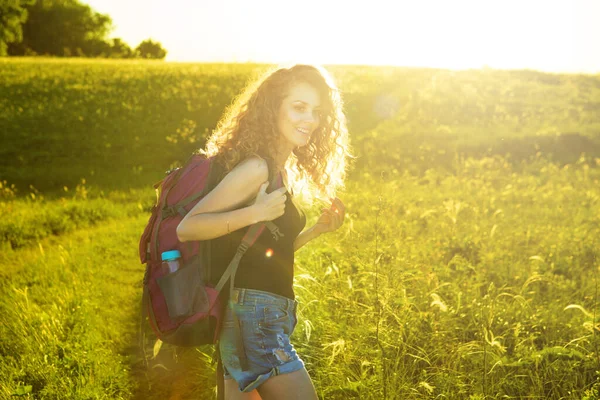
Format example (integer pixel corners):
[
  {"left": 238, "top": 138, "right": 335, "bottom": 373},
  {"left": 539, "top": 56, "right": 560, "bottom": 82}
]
[
  {"left": 256, "top": 368, "right": 317, "bottom": 400},
  {"left": 224, "top": 378, "right": 262, "bottom": 400}
]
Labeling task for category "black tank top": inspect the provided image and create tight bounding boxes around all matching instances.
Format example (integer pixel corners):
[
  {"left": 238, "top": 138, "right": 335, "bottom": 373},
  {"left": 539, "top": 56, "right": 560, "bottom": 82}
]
[{"left": 209, "top": 190, "right": 306, "bottom": 299}]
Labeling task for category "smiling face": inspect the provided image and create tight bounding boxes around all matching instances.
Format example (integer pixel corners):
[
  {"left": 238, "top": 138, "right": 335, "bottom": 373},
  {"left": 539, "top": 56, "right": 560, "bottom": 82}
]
[{"left": 276, "top": 82, "right": 322, "bottom": 154}]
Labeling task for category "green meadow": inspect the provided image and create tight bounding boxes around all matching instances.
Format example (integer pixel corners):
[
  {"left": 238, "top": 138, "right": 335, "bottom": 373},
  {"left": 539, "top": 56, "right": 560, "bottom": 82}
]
[{"left": 1, "top": 57, "right": 600, "bottom": 399}]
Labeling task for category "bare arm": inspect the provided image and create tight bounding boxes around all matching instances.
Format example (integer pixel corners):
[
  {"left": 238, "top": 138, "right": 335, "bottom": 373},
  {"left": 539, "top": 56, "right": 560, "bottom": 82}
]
[
  {"left": 293, "top": 225, "right": 321, "bottom": 252},
  {"left": 176, "top": 157, "right": 287, "bottom": 242},
  {"left": 293, "top": 197, "right": 346, "bottom": 252}
]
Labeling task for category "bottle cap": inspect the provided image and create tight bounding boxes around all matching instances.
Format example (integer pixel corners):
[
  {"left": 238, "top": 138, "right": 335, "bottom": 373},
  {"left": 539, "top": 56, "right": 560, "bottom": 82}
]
[{"left": 161, "top": 250, "right": 181, "bottom": 261}]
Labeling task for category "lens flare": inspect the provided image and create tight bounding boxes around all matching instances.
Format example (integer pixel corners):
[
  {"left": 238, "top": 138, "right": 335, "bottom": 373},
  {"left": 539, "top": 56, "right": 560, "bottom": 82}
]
[{"left": 265, "top": 248, "right": 273, "bottom": 258}]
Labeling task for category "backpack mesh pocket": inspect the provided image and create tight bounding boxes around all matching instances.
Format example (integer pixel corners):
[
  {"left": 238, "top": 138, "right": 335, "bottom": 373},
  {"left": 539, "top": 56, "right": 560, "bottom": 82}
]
[{"left": 156, "top": 264, "right": 209, "bottom": 319}]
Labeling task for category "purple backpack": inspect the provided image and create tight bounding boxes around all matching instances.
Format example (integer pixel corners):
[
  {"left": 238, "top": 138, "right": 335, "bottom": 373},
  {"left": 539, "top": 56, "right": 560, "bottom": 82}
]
[{"left": 138, "top": 154, "right": 283, "bottom": 348}]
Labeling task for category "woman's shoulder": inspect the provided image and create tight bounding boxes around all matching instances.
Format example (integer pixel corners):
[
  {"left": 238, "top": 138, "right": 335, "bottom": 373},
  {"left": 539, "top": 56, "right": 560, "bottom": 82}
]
[{"left": 225, "top": 155, "right": 269, "bottom": 185}]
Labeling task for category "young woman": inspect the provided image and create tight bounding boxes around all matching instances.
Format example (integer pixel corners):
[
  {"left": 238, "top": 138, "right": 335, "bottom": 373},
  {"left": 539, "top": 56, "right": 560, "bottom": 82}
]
[{"left": 176, "top": 64, "right": 350, "bottom": 399}]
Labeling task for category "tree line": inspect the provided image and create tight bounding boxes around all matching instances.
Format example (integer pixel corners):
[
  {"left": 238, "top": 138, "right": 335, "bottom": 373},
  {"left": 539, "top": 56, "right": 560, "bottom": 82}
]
[{"left": 1, "top": 0, "right": 167, "bottom": 59}]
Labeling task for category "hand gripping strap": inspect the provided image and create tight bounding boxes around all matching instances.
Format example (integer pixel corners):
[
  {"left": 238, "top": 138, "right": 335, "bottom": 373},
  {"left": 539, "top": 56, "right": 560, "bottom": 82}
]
[{"left": 213, "top": 168, "right": 285, "bottom": 293}]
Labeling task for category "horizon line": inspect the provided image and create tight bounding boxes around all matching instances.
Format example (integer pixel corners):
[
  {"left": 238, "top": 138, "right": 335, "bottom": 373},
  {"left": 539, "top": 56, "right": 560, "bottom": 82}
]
[{"left": 3, "top": 56, "right": 599, "bottom": 75}]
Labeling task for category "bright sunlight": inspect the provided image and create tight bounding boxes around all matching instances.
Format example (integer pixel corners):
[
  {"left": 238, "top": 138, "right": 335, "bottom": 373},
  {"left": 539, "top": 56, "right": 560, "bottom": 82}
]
[{"left": 85, "top": 0, "right": 600, "bottom": 73}]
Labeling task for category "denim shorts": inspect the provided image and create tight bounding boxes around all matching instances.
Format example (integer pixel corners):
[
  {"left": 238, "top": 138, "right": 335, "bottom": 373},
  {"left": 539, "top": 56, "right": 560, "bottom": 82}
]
[{"left": 218, "top": 288, "right": 305, "bottom": 392}]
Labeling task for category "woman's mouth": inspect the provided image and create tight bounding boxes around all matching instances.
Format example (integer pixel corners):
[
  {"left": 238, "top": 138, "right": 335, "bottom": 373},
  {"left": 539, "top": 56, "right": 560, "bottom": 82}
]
[{"left": 296, "top": 127, "right": 310, "bottom": 135}]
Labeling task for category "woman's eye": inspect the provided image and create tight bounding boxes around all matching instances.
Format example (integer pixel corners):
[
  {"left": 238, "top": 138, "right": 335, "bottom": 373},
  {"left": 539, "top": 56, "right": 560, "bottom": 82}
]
[{"left": 294, "top": 105, "right": 306, "bottom": 112}]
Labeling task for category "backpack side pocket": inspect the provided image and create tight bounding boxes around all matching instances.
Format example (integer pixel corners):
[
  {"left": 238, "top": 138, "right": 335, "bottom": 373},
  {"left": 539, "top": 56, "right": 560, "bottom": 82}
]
[{"left": 156, "top": 263, "right": 209, "bottom": 319}]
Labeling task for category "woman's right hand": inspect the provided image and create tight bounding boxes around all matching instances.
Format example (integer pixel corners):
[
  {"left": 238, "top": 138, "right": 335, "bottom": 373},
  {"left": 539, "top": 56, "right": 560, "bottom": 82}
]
[{"left": 252, "top": 182, "right": 287, "bottom": 222}]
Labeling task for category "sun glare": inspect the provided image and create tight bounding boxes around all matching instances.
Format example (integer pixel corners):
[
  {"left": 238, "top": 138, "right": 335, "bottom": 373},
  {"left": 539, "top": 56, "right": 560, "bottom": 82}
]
[{"left": 84, "top": 0, "right": 599, "bottom": 73}]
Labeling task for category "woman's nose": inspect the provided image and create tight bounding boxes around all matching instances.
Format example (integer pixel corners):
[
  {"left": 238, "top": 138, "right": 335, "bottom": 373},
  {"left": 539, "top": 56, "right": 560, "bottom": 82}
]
[{"left": 304, "top": 111, "right": 316, "bottom": 124}]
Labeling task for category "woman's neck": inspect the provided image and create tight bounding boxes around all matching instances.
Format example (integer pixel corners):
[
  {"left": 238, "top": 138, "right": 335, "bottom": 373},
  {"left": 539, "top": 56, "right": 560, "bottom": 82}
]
[{"left": 273, "top": 146, "right": 293, "bottom": 172}]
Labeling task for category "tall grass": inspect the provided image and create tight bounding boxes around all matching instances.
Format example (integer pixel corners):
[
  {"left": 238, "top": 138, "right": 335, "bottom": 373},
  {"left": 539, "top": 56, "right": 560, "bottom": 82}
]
[
  {"left": 1, "top": 59, "right": 600, "bottom": 398},
  {"left": 290, "top": 154, "right": 600, "bottom": 398},
  {"left": 0, "top": 215, "right": 147, "bottom": 399}
]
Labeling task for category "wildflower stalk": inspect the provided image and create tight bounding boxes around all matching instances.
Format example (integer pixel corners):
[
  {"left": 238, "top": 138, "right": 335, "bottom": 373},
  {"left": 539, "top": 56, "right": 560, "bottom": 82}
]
[
  {"left": 374, "top": 193, "right": 387, "bottom": 399},
  {"left": 594, "top": 251, "right": 599, "bottom": 370},
  {"left": 483, "top": 330, "right": 487, "bottom": 398}
]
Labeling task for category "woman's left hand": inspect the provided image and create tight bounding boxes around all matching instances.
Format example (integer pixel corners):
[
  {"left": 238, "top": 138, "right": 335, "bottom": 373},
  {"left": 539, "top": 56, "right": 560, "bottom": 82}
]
[{"left": 314, "top": 197, "right": 346, "bottom": 235}]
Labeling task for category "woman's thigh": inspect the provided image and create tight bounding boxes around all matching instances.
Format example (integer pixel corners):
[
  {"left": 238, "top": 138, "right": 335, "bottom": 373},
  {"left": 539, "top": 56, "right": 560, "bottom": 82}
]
[
  {"left": 256, "top": 367, "right": 317, "bottom": 400},
  {"left": 224, "top": 378, "right": 262, "bottom": 400}
]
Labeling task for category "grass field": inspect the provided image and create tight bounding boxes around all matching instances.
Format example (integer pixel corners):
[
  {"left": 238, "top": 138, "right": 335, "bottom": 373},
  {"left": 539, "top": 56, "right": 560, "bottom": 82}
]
[{"left": 1, "top": 57, "right": 600, "bottom": 399}]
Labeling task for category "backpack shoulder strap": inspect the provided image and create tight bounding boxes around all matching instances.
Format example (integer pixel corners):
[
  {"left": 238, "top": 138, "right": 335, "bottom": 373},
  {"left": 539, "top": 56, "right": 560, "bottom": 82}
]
[{"left": 166, "top": 157, "right": 223, "bottom": 217}]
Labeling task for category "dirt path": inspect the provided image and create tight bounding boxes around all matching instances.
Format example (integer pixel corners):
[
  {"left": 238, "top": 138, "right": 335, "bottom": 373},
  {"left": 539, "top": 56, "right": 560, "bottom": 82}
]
[{"left": 0, "top": 214, "right": 217, "bottom": 399}]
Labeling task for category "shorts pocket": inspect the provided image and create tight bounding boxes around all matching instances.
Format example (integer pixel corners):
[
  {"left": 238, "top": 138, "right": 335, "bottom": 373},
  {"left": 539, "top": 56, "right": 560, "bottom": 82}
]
[
  {"left": 263, "top": 305, "right": 290, "bottom": 325},
  {"left": 222, "top": 303, "right": 256, "bottom": 328}
]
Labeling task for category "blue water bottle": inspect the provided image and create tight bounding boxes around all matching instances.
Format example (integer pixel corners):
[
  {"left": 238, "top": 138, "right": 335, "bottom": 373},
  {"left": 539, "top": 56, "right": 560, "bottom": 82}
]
[{"left": 161, "top": 250, "right": 181, "bottom": 274}]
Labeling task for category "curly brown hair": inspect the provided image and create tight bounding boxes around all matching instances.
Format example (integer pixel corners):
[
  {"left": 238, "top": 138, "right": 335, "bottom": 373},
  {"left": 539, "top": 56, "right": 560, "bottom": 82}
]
[{"left": 201, "top": 64, "right": 351, "bottom": 202}]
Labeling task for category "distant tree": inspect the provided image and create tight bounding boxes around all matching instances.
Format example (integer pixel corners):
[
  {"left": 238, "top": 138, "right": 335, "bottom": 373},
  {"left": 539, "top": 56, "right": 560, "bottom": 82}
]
[
  {"left": 0, "top": 0, "right": 35, "bottom": 56},
  {"left": 8, "top": 0, "right": 112, "bottom": 56},
  {"left": 82, "top": 37, "right": 112, "bottom": 57},
  {"left": 5, "top": 0, "right": 168, "bottom": 59},
  {"left": 135, "top": 39, "right": 167, "bottom": 59},
  {"left": 109, "top": 38, "right": 133, "bottom": 58}
]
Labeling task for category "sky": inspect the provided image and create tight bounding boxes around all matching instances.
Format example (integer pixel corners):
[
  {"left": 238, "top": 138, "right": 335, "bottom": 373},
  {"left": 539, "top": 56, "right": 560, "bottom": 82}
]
[{"left": 83, "top": 0, "right": 600, "bottom": 73}]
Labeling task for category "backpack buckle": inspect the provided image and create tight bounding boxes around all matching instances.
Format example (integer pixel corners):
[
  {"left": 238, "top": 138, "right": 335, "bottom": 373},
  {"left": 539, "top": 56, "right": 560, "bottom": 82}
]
[
  {"left": 161, "top": 206, "right": 177, "bottom": 219},
  {"left": 270, "top": 226, "right": 284, "bottom": 241},
  {"left": 237, "top": 242, "right": 250, "bottom": 254},
  {"left": 162, "top": 205, "right": 187, "bottom": 219}
]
